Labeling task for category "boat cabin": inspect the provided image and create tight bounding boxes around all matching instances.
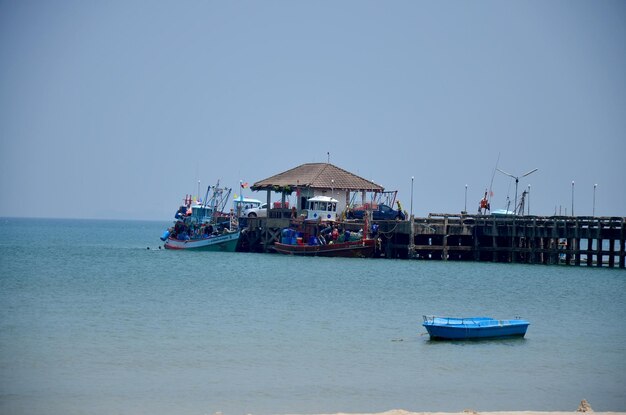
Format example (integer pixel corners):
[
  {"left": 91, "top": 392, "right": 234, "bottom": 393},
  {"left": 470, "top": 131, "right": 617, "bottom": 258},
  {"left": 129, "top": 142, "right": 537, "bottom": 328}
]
[
  {"left": 190, "top": 204, "right": 215, "bottom": 224},
  {"left": 306, "top": 196, "right": 338, "bottom": 222}
]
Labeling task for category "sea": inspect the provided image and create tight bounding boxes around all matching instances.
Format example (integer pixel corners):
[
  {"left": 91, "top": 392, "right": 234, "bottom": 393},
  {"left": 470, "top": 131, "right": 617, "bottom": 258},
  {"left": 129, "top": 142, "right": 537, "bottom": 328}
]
[{"left": 1, "top": 217, "right": 625, "bottom": 415}]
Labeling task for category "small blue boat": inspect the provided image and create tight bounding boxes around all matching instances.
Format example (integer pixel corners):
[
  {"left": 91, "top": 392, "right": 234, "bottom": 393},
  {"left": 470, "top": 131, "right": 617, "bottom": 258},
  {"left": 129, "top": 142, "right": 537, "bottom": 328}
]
[{"left": 422, "top": 315, "right": 529, "bottom": 340}]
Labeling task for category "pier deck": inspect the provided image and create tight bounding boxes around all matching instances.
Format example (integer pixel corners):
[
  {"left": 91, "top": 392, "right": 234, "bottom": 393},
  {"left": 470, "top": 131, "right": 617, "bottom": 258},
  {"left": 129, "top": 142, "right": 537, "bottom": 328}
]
[{"left": 240, "top": 214, "right": 625, "bottom": 268}]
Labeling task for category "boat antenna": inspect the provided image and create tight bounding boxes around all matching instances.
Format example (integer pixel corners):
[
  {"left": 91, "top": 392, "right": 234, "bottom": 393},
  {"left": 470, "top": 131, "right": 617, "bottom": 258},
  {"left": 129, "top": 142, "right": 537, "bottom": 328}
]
[
  {"left": 219, "top": 187, "right": 232, "bottom": 213},
  {"left": 213, "top": 180, "right": 220, "bottom": 213}
]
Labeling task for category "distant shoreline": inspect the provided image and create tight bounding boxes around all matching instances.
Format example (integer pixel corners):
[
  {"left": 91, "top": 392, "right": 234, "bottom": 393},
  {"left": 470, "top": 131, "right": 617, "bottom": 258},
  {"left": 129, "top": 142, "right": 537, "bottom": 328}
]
[{"left": 283, "top": 411, "right": 626, "bottom": 415}]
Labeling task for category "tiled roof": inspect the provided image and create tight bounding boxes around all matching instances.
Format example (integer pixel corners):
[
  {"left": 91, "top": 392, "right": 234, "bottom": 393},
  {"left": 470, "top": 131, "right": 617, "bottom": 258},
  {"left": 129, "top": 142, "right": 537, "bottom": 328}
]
[{"left": 251, "top": 163, "right": 384, "bottom": 191}]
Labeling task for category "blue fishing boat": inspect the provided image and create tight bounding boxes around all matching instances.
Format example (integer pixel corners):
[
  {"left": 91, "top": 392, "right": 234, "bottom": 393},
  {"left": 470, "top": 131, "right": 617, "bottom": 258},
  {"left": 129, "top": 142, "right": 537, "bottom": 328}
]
[
  {"left": 422, "top": 315, "right": 529, "bottom": 340},
  {"left": 161, "top": 181, "right": 240, "bottom": 251}
]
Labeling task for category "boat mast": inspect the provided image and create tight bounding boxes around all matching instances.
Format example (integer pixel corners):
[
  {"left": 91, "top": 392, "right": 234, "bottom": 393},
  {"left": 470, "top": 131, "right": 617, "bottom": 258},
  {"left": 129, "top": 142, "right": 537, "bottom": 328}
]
[{"left": 202, "top": 185, "right": 211, "bottom": 208}]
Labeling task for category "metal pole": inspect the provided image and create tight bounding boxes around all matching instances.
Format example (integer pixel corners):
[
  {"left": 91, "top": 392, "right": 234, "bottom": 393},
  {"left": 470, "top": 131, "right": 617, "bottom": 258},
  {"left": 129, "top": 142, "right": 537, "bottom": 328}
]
[
  {"left": 514, "top": 179, "right": 518, "bottom": 215},
  {"left": 571, "top": 181, "right": 575, "bottom": 217},
  {"left": 410, "top": 176, "right": 414, "bottom": 217},
  {"left": 464, "top": 184, "right": 467, "bottom": 213},
  {"left": 409, "top": 176, "right": 415, "bottom": 259},
  {"left": 239, "top": 180, "right": 244, "bottom": 217},
  {"left": 527, "top": 184, "right": 531, "bottom": 215},
  {"left": 593, "top": 183, "right": 597, "bottom": 217}
]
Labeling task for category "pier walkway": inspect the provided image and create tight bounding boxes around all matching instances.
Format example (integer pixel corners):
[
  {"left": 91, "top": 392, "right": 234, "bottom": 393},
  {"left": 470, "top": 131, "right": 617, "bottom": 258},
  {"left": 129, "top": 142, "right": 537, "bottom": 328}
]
[{"left": 240, "top": 213, "right": 625, "bottom": 268}]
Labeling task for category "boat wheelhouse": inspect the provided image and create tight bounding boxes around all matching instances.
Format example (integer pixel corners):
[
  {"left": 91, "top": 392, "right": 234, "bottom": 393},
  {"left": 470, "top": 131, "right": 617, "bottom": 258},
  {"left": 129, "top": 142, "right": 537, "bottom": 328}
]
[
  {"left": 190, "top": 204, "right": 215, "bottom": 224},
  {"left": 305, "top": 196, "right": 338, "bottom": 222}
]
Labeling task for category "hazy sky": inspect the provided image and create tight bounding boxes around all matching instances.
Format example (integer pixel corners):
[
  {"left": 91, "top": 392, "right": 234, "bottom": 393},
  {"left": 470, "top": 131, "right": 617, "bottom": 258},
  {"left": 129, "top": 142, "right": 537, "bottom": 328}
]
[{"left": 1, "top": 0, "right": 624, "bottom": 220}]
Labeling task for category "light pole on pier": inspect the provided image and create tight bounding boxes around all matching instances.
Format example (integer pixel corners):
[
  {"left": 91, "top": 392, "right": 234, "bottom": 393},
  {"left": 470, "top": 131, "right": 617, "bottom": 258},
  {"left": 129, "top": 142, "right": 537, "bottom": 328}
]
[
  {"left": 527, "top": 184, "right": 531, "bottom": 215},
  {"left": 571, "top": 181, "right": 575, "bottom": 217},
  {"left": 464, "top": 184, "right": 468, "bottom": 214},
  {"left": 410, "top": 176, "right": 414, "bottom": 217},
  {"left": 409, "top": 176, "right": 415, "bottom": 259},
  {"left": 496, "top": 167, "right": 538, "bottom": 215},
  {"left": 593, "top": 183, "right": 597, "bottom": 217}
]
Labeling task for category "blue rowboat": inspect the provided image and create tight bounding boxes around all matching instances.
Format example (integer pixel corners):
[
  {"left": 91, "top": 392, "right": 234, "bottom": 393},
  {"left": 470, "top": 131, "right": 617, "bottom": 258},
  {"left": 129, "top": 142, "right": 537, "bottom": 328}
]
[{"left": 422, "top": 315, "right": 529, "bottom": 340}]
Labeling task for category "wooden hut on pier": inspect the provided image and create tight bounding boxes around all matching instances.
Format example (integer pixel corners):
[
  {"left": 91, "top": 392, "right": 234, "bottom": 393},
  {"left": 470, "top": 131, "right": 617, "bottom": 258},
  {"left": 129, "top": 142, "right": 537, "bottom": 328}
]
[
  {"left": 241, "top": 163, "right": 384, "bottom": 252},
  {"left": 250, "top": 163, "right": 384, "bottom": 218}
]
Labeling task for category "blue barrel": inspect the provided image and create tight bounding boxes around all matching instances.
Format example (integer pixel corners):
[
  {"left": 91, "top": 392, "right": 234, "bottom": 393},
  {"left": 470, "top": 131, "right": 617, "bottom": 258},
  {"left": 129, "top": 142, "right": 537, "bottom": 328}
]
[
  {"left": 160, "top": 230, "right": 170, "bottom": 241},
  {"left": 282, "top": 228, "right": 296, "bottom": 238}
]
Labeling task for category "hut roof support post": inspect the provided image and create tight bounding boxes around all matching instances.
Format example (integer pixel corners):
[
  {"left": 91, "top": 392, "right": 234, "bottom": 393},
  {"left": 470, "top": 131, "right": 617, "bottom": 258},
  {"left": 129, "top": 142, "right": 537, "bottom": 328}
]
[{"left": 281, "top": 192, "right": 286, "bottom": 217}]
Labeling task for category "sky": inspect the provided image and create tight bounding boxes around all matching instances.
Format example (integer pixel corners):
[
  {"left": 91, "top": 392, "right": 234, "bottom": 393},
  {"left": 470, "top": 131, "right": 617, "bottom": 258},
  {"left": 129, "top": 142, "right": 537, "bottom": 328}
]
[{"left": 1, "top": 0, "right": 625, "bottom": 221}]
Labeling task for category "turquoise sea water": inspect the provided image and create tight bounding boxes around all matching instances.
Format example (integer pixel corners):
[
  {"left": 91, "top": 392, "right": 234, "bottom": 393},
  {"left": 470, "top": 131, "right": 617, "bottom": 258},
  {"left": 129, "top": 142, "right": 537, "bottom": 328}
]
[{"left": 1, "top": 218, "right": 625, "bottom": 415}]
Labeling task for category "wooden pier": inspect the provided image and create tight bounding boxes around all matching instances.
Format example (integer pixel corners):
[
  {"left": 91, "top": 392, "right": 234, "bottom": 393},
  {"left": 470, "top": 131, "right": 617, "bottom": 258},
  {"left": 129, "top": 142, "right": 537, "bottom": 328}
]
[{"left": 239, "top": 213, "right": 625, "bottom": 268}]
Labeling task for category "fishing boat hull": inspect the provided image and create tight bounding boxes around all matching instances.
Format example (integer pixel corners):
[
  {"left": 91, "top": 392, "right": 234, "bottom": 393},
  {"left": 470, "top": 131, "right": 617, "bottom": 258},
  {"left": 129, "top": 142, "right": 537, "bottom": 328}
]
[
  {"left": 273, "top": 239, "right": 376, "bottom": 258},
  {"left": 422, "top": 316, "right": 529, "bottom": 340},
  {"left": 164, "top": 230, "right": 240, "bottom": 251}
]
